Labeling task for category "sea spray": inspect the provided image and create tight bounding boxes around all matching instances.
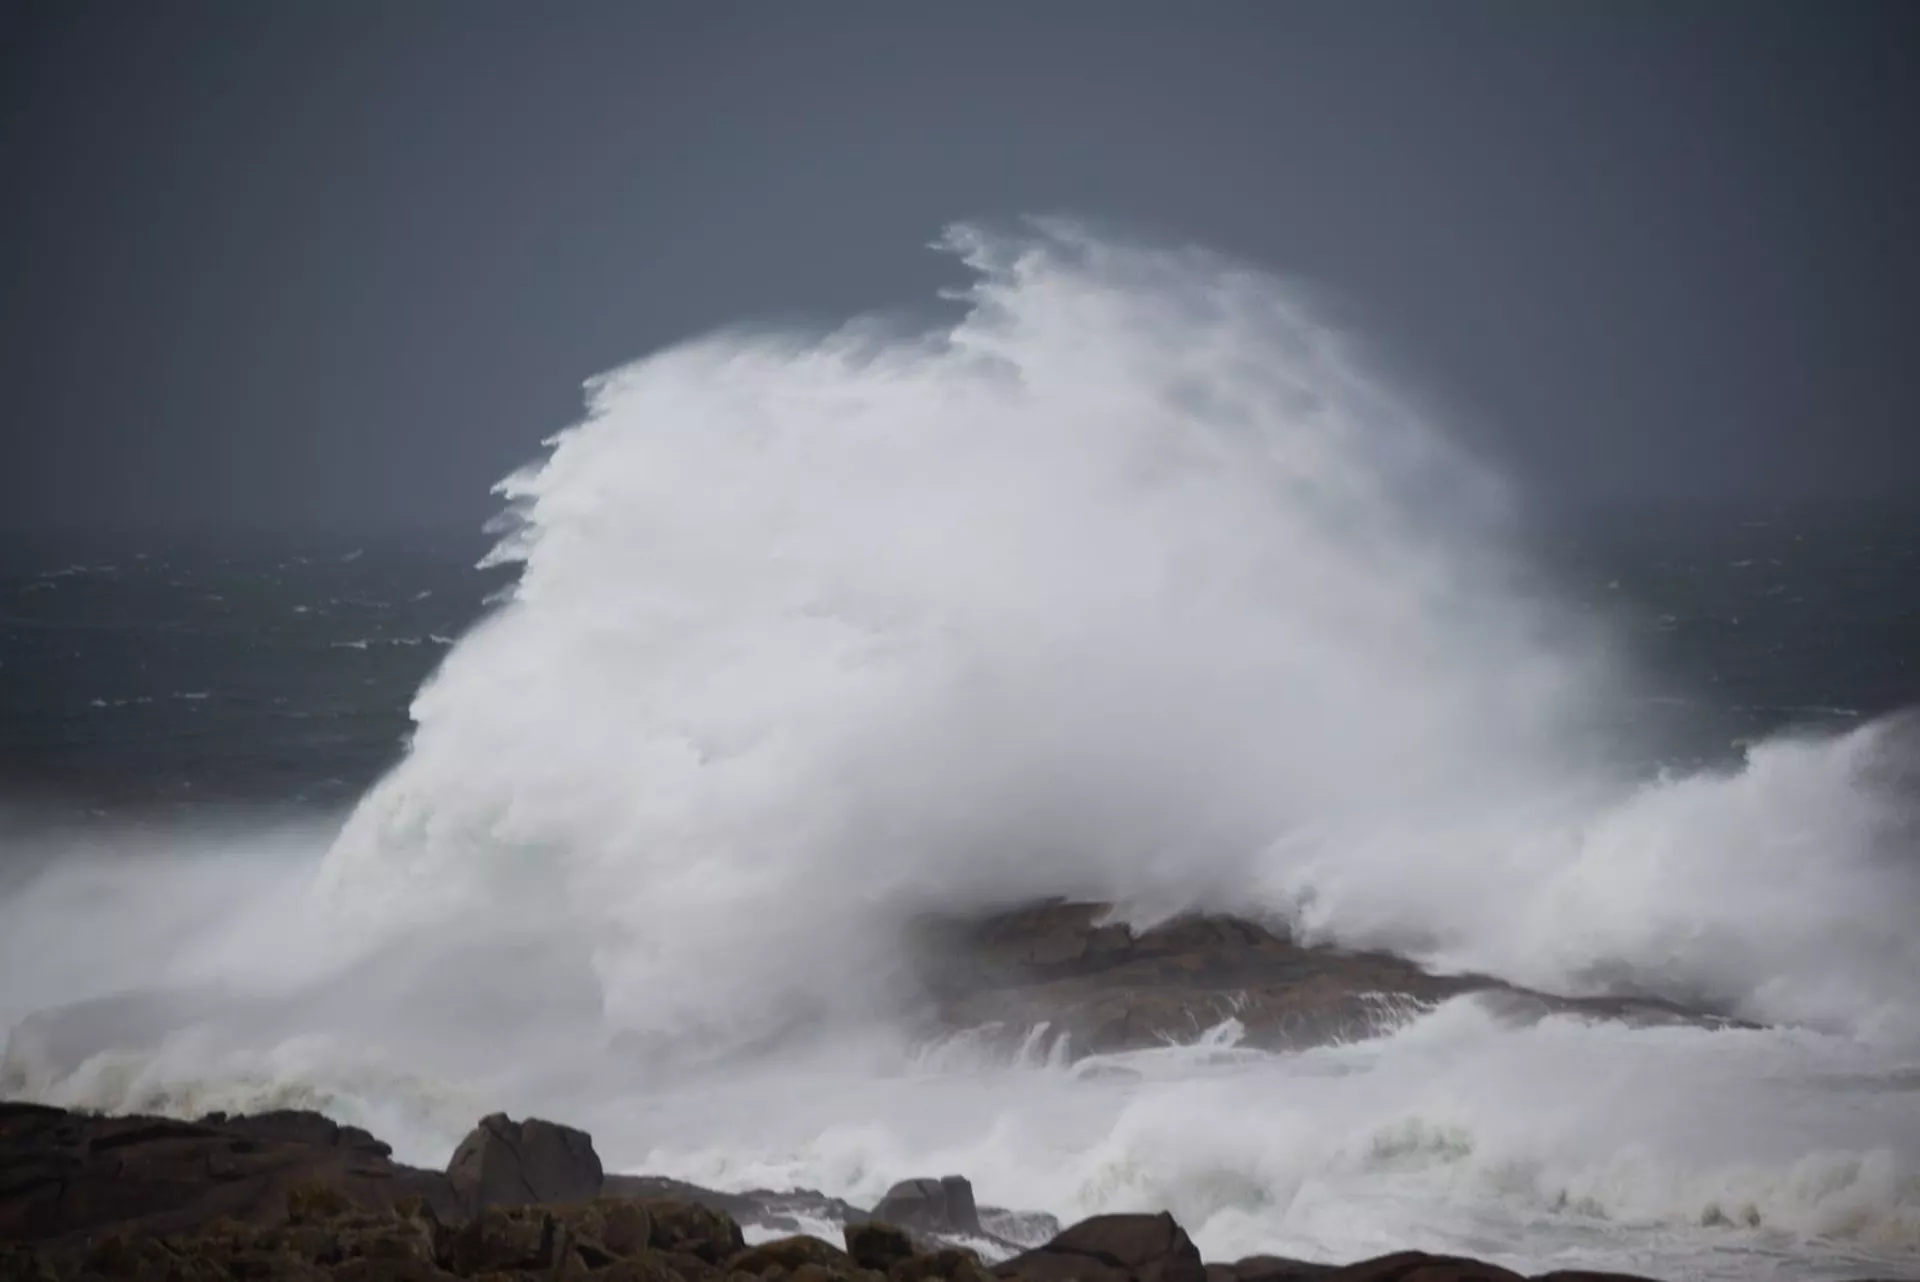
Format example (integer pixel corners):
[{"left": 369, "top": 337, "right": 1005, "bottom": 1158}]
[{"left": 318, "top": 219, "right": 1919, "bottom": 1045}]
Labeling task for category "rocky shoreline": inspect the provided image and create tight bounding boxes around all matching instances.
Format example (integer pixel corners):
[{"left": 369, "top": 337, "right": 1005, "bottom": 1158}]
[
  {"left": 2, "top": 1102, "right": 1903, "bottom": 1282},
  {"left": 0, "top": 903, "right": 1824, "bottom": 1280}
]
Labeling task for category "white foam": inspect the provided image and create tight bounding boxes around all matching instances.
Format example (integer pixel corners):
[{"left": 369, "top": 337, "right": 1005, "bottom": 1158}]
[{"left": 315, "top": 220, "right": 1919, "bottom": 1048}]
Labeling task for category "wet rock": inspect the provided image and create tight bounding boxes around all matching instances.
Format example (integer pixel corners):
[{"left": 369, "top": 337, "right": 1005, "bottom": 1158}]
[
  {"left": 874, "top": 1176, "right": 981, "bottom": 1235},
  {"left": 912, "top": 900, "right": 1749, "bottom": 1058},
  {"left": 997, "top": 1211, "right": 1204, "bottom": 1282},
  {"left": 446, "top": 1112, "right": 602, "bottom": 1213},
  {"left": 846, "top": 1221, "right": 917, "bottom": 1271}
]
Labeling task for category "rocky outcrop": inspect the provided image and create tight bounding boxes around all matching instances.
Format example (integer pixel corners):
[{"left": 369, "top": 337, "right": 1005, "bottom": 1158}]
[
  {"left": 874, "top": 1176, "right": 981, "bottom": 1236},
  {"left": 910, "top": 900, "right": 1750, "bottom": 1057},
  {"left": 446, "top": 1112, "right": 602, "bottom": 1213},
  {"left": 3, "top": 1103, "right": 1907, "bottom": 1282},
  {"left": 0, "top": 1099, "right": 459, "bottom": 1245}
]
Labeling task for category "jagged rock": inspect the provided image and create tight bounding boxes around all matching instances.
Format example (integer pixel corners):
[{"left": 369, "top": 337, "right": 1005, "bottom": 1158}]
[
  {"left": 445, "top": 1113, "right": 603, "bottom": 1213},
  {"left": 874, "top": 1176, "right": 981, "bottom": 1235},
  {"left": 847, "top": 1221, "right": 917, "bottom": 1271},
  {"left": 997, "top": 1211, "right": 1205, "bottom": 1282}
]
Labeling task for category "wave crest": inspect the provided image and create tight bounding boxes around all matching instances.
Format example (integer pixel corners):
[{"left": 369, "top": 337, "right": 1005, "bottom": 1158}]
[{"left": 315, "top": 220, "right": 1918, "bottom": 1047}]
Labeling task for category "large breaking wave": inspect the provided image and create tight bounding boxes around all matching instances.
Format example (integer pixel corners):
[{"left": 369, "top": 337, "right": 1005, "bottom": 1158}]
[{"left": 319, "top": 219, "right": 1919, "bottom": 1045}]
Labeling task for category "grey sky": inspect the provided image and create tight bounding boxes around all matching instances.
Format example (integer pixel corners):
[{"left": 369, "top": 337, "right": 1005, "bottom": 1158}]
[{"left": 4, "top": 2, "right": 1916, "bottom": 533}]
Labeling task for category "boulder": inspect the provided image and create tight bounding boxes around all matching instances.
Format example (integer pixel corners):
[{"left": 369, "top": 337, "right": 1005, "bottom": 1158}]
[
  {"left": 846, "top": 1221, "right": 917, "bottom": 1271},
  {"left": 444, "top": 1112, "right": 602, "bottom": 1213},
  {"left": 873, "top": 1175, "right": 981, "bottom": 1235},
  {"left": 997, "top": 1211, "right": 1205, "bottom": 1282}
]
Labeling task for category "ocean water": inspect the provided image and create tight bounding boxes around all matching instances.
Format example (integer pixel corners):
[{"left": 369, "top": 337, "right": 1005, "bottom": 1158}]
[{"left": 3, "top": 223, "right": 1918, "bottom": 1280}]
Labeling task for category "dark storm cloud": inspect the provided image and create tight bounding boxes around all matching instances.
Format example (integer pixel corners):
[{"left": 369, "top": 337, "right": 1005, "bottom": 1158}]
[{"left": 3, "top": 1, "right": 1916, "bottom": 533}]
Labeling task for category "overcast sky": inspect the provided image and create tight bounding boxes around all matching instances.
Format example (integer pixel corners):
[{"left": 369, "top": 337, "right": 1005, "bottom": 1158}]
[{"left": 4, "top": 2, "right": 1916, "bottom": 534}]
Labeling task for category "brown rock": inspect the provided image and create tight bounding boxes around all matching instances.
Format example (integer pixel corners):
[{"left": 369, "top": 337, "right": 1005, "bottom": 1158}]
[
  {"left": 445, "top": 1112, "right": 603, "bottom": 1213},
  {"left": 996, "top": 1212, "right": 1204, "bottom": 1282},
  {"left": 846, "top": 1221, "right": 917, "bottom": 1271}
]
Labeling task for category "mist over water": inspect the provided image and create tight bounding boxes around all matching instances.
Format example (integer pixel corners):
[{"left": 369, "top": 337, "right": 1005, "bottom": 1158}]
[{"left": 5, "top": 223, "right": 1919, "bottom": 1278}]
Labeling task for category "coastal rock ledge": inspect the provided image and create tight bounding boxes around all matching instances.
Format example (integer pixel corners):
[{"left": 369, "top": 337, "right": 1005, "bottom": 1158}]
[
  {"left": 910, "top": 900, "right": 1751, "bottom": 1055},
  {"left": 0, "top": 1103, "right": 1904, "bottom": 1282}
]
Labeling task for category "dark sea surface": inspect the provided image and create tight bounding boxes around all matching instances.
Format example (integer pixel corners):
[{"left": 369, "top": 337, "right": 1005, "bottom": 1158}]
[
  {"left": 0, "top": 530, "right": 508, "bottom": 823},
  {"left": 2, "top": 506, "right": 1916, "bottom": 826}
]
